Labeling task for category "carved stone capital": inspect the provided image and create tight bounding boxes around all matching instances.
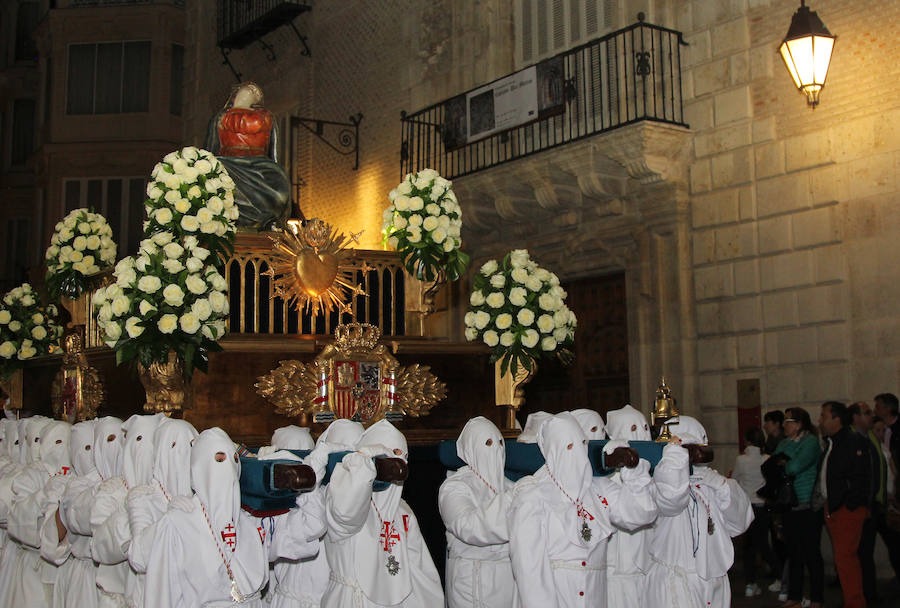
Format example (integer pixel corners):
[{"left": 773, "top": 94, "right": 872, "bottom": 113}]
[{"left": 600, "top": 122, "right": 691, "bottom": 186}]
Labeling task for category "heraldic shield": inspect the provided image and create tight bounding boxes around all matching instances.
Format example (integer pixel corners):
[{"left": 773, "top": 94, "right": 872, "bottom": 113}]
[{"left": 255, "top": 322, "right": 447, "bottom": 425}]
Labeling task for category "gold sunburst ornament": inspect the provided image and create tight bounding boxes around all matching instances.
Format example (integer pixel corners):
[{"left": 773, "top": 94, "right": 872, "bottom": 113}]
[{"left": 264, "top": 219, "right": 365, "bottom": 315}]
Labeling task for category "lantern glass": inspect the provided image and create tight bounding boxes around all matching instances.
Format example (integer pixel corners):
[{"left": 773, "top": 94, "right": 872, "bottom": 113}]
[{"left": 779, "top": 2, "right": 835, "bottom": 106}]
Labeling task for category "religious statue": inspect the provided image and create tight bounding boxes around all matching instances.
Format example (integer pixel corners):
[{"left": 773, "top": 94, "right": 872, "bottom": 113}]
[{"left": 204, "top": 82, "right": 294, "bottom": 230}]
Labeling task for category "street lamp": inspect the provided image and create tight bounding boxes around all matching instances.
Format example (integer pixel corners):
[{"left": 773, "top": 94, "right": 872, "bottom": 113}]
[{"left": 779, "top": 1, "right": 836, "bottom": 107}]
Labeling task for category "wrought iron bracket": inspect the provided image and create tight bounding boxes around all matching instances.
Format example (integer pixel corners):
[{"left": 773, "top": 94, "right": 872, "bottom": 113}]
[
  {"left": 219, "top": 46, "right": 242, "bottom": 82},
  {"left": 289, "top": 21, "right": 312, "bottom": 57},
  {"left": 258, "top": 38, "right": 277, "bottom": 62},
  {"left": 291, "top": 113, "right": 363, "bottom": 170}
]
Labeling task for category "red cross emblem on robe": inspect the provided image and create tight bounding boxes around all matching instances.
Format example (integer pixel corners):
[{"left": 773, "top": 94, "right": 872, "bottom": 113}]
[
  {"left": 380, "top": 521, "right": 401, "bottom": 552},
  {"left": 59, "top": 466, "right": 71, "bottom": 476},
  {"left": 257, "top": 525, "right": 266, "bottom": 544},
  {"left": 577, "top": 504, "right": 595, "bottom": 521},
  {"left": 221, "top": 523, "right": 237, "bottom": 551}
]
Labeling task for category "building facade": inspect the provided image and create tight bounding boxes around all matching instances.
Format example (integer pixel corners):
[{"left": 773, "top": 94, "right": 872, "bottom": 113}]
[{"left": 3, "top": 0, "right": 898, "bottom": 464}]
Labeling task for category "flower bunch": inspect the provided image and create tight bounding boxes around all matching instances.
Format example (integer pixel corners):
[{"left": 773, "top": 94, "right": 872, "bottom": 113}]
[
  {"left": 45, "top": 208, "right": 117, "bottom": 299},
  {"left": 465, "top": 250, "right": 576, "bottom": 377},
  {"left": 382, "top": 168, "right": 470, "bottom": 282},
  {"left": 92, "top": 233, "right": 229, "bottom": 378},
  {"left": 0, "top": 283, "right": 62, "bottom": 378},
  {"left": 144, "top": 146, "right": 239, "bottom": 260}
]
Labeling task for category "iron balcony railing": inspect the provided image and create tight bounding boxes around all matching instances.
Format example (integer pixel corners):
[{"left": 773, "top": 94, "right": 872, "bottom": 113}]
[
  {"left": 400, "top": 17, "right": 688, "bottom": 180},
  {"left": 67, "top": 0, "right": 185, "bottom": 7},
  {"left": 217, "top": 0, "right": 311, "bottom": 49}
]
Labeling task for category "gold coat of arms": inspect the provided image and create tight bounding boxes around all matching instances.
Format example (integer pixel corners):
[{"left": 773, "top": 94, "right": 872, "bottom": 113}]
[{"left": 256, "top": 323, "right": 446, "bottom": 424}]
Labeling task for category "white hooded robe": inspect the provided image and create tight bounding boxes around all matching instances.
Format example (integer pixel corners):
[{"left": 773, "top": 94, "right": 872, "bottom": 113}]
[
  {"left": 439, "top": 416, "right": 517, "bottom": 608},
  {"left": 509, "top": 413, "right": 657, "bottom": 608},
  {"left": 321, "top": 419, "right": 443, "bottom": 608},
  {"left": 645, "top": 416, "right": 753, "bottom": 608}
]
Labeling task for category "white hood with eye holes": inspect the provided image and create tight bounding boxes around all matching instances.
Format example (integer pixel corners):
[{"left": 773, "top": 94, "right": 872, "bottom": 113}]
[
  {"left": 191, "top": 427, "right": 241, "bottom": 558},
  {"left": 606, "top": 404, "right": 652, "bottom": 441},
  {"left": 70, "top": 420, "right": 97, "bottom": 478},
  {"left": 456, "top": 416, "right": 507, "bottom": 496},
  {"left": 93, "top": 416, "right": 124, "bottom": 480},
  {"left": 122, "top": 414, "right": 166, "bottom": 489},
  {"left": 570, "top": 409, "right": 608, "bottom": 440},
  {"left": 24, "top": 416, "right": 50, "bottom": 464},
  {"left": 39, "top": 421, "right": 72, "bottom": 477},
  {"left": 153, "top": 418, "right": 198, "bottom": 499}
]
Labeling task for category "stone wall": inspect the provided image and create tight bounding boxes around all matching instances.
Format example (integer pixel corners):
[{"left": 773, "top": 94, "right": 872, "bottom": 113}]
[{"left": 679, "top": 0, "right": 900, "bottom": 455}]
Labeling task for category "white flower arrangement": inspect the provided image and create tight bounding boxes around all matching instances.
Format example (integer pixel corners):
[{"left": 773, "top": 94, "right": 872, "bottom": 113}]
[
  {"left": 0, "top": 283, "right": 62, "bottom": 378},
  {"left": 145, "top": 146, "right": 239, "bottom": 259},
  {"left": 91, "top": 146, "right": 238, "bottom": 379},
  {"left": 465, "top": 250, "right": 577, "bottom": 376},
  {"left": 45, "top": 209, "right": 117, "bottom": 299},
  {"left": 92, "top": 233, "right": 229, "bottom": 378},
  {"left": 382, "top": 168, "right": 470, "bottom": 281}
]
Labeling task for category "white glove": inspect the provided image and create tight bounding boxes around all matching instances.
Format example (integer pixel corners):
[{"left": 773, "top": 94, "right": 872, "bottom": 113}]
[
  {"left": 694, "top": 466, "right": 727, "bottom": 489},
  {"left": 602, "top": 439, "right": 630, "bottom": 455},
  {"left": 357, "top": 444, "right": 392, "bottom": 459}
]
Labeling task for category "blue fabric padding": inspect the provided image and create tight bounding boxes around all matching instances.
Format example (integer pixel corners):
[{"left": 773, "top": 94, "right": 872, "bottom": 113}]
[
  {"left": 239, "top": 457, "right": 299, "bottom": 513},
  {"left": 437, "top": 439, "right": 667, "bottom": 481}
]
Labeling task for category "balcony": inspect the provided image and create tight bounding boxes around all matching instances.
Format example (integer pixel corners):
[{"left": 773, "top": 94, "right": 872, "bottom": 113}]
[
  {"left": 217, "top": 0, "right": 311, "bottom": 50},
  {"left": 399, "top": 17, "right": 688, "bottom": 181}
]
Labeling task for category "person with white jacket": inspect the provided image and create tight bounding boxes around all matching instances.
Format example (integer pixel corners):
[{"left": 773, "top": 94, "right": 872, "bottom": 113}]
[{"left": 439, "top": 416, "right": 517, "bottom": 608}]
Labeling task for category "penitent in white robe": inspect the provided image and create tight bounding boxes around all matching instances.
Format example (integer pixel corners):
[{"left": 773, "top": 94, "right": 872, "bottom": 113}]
[
  {"left": 144, "top": 427, "right": 326, "bottom": 608},
  {"left": 645, "top": 444, "right": 754, "bottom": 608},
  {"left": 322, "top": 430, "right": 444, "bottom": 608},
  {"left": 439, "top": 416, "right": 517, "bottom": 608},
  {"left": 509, "top": 414, "right": 658, "bottom": 608}
]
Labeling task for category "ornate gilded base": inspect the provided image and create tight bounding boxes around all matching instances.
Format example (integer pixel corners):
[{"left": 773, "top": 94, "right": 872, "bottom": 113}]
[
  {"left": 495, "top": 357, "right": 536, "bottom": 431},
  {"left": 139, "top": 351, "right": 193, "bottom": 415},
  {"left": 0, "top": 369, "right": 23, "bottom": 411},
  {"left": 51, "top": 331, "right": 104, "bottom": 422}
]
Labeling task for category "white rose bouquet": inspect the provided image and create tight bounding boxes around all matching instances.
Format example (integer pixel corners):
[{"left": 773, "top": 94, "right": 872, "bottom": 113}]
[
  {"left": 0, "top": 283, "right": 63, "bottom": 379},
  {"left": 382, "top": 168, "right": 470, "bottom": 282},
  {"left": 45, "top": 208, "right": 117, "bottom": 300},
  {"left": 465, "top": 249, "right": 577, "bottom": 377},
  {"left": 144, "top": 146, "right": 239, "bottom": 260},
  {"left": 92, "top": 233, "right": 229, "bottom": 378}
]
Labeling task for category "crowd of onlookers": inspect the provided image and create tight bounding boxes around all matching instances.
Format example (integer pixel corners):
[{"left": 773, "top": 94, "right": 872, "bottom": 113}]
[{"left": 732, "top": 393, "right": 900, "bottom": 608}]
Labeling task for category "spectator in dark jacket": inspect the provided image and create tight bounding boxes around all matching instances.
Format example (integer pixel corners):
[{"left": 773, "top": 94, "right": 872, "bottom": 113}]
[
  {"left": 874, "top": 393, "right": 900, "bottom": 479},
  {"left": 819, "top": 401, "right": 872, "bottom": 608},
  {"left": 764, "top": 410, "right": 785, "bottom": 456}
]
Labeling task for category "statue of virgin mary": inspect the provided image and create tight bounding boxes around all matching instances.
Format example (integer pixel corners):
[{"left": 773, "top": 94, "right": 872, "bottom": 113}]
[{"left": 204, "top": 82, "right": 294, "bottom": 230}]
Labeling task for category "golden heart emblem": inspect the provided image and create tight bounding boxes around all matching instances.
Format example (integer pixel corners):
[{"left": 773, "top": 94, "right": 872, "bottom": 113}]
[{"left": 293, "top": 249, "right": 339, "bottom": 297}]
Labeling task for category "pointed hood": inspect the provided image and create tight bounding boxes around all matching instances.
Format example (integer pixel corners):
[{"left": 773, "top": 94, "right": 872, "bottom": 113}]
[
  {"left": 16, "top": 418, "right": 28, "bottom": 463},
  {"left": 359, "top": 419, "right": 407, "bottom": 522},
  {"left": 24, "top": 416, "right": 51, "bottom": 464},
  {"left": 517, "top": 411, "right": 553, "bottom": 443},
  {"left": 270, "top": 425, "right": 314, "bottom": 451},
  {"left": 0, "top": 418, "right": 12, "bottom": 462},
  {"left": 191, "top": 427, "right": 241, "bottom": 561},
  {"left": 40, "top": 420, "right": 73, "bottom": 476},
  {"left": 4, "top": 418, "right": 20, "bottom": 462},
  {"left": 93, "top": 416, "right": 124, "bottom": 480},
  {"left": 570, "top": 409, "right": 607, "bottom": 439},
  {"left": 70, "top": 420, "right": 97, "bottom": 477},
  {"left": 153, "top": 418, "right": 199, "bottom": 499},
  {"left": 670, "top": 415, "right": 708, "bottom": 445},
  {"left": 538, "top": 413, "right": 591, "bottom": 502},
  {"left": 457, "top": 416, "right": 506, "bottom": 495},
  {"left": 316, "top": 419, "right": 364, "bottom": 450},
  {"left": 122, "top": 413, "right": 166, "bottom": 488},
  {"left": 606, "top": 404, "right": 652, "bottom": 441}
]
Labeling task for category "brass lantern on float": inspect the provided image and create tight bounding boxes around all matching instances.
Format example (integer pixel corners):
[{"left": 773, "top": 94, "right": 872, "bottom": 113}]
[{"left": 779, "top": 1, "right": 836, "bottom": 107}]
